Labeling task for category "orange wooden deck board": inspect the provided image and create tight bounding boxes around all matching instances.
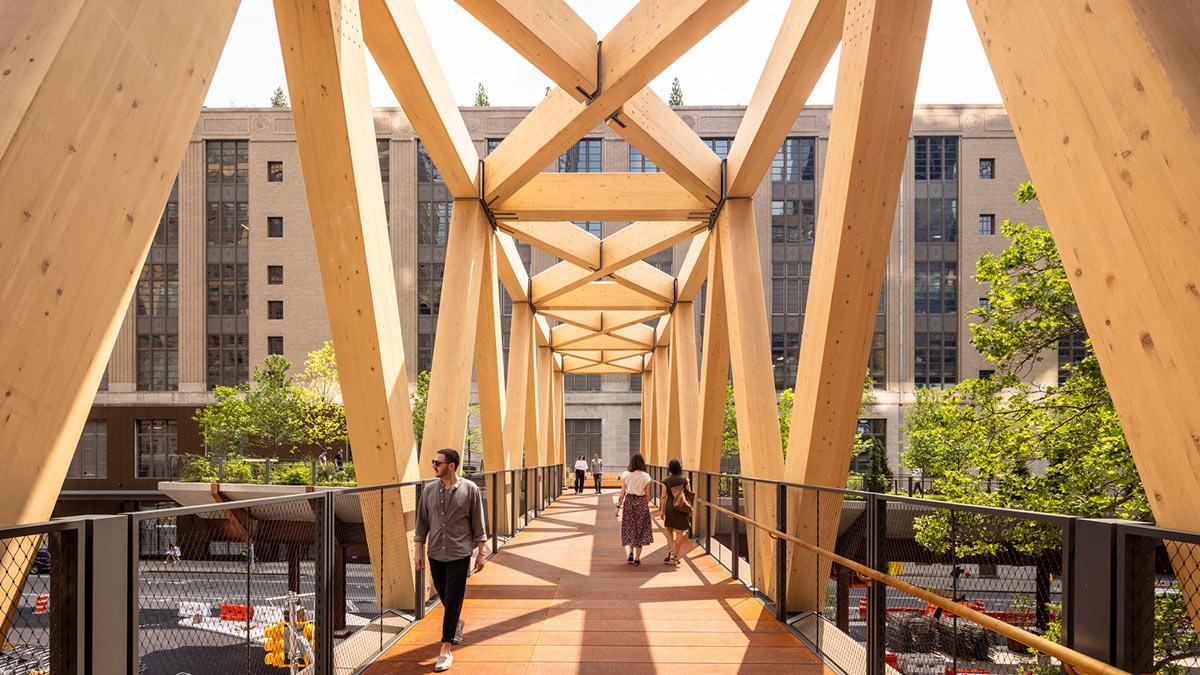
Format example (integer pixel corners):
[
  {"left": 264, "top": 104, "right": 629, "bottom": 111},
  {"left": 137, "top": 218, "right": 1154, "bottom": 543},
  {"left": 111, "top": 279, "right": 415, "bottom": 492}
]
[{"left": 365, "top": 490, "right": 830, "bottom": 673}]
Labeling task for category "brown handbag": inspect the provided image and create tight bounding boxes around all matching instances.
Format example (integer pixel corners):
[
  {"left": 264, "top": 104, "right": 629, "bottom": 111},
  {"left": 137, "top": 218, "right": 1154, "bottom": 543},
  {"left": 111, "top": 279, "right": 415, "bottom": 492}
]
[{"left": 670, "top": 479, "right": 694, "bottom": 515}]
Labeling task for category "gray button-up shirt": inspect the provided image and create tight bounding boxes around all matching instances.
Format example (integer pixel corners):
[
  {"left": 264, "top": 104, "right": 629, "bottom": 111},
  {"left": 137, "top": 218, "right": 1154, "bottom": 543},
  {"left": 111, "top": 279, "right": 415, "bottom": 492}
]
[
  {"left": 591, "top": 458, "right": 603, "bottom": 474},
  {"left": 413, "top": 477, "right": 487, "bottom": 562}
]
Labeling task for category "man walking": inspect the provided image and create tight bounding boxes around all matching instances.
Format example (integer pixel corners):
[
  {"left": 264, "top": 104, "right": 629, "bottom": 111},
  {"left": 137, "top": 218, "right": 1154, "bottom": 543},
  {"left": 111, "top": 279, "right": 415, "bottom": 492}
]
[
  {"left": 591, "top": 453, "right": 603, "bottom": 494},
  {"left": 414, "top": 448, "right": 487, "bottom": 672}
]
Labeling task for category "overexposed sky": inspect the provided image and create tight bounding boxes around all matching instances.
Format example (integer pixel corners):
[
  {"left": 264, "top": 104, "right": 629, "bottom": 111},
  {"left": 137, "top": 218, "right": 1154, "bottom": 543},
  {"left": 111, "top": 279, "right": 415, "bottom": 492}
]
[{"left": 206, "top": 0, "right": 1001, "bottom": 109}]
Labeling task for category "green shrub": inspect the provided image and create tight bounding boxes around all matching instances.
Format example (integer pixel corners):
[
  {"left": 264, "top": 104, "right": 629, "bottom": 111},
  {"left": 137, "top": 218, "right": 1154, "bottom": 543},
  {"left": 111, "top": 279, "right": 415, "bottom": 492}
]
[
  {"left": 220, "top": 456, "right": 253, "bottom": 484},
  {"left": 275, "top": 463, "right": 312, "bottom": 485},
  {"left": 179, "top": 454, "right": 216, "bottom": 483}
]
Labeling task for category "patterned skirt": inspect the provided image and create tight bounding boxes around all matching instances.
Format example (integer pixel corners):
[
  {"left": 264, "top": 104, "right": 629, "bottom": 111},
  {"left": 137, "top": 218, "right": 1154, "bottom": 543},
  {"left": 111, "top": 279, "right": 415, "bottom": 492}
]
[{"left": 620, "top": 493, "right": 654, "bottom": 547}]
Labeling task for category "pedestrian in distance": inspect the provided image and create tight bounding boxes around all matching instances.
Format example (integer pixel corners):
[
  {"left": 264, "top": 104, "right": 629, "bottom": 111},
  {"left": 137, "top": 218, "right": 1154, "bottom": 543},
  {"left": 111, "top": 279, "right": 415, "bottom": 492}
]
[
  {"left": 616, "top": 453, "right": 653, "bottom": 565},
  {"left": 573, "top": 454, "right": 588, "bottom": 494},
  {"left": 660, "top": 459, "right": 693, "bottom": 565},
  {"left": 333, "top": 449, "right": 345, "bottom": 473},
  {"left": 590, "top": 453, "right": 603, "bottom": 494},
  {"left": 414, "top": 448, "right": 488, "bottom": 672}
]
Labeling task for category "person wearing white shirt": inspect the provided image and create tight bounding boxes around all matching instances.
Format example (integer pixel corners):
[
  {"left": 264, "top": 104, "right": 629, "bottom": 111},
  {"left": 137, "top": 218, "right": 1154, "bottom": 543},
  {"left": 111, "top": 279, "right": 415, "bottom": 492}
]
[
  {"left": 572, "top": 455, "right": 588, "bottom": 494},
  {"left": 616, "top": 453, "right": 654, "bottom": 565}
]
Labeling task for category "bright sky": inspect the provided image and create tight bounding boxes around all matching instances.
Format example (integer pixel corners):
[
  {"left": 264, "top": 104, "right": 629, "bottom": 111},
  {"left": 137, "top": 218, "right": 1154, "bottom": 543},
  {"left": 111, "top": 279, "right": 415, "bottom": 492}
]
[{"left": 205, "top": 0, "right": 1002, "bottom": 109}]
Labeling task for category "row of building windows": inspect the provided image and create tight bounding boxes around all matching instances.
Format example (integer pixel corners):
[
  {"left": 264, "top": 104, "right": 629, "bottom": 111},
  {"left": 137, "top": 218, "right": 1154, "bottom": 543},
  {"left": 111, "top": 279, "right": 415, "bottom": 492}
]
[{"left": 69, "top": 419, "right": 179, "bottom": 480}]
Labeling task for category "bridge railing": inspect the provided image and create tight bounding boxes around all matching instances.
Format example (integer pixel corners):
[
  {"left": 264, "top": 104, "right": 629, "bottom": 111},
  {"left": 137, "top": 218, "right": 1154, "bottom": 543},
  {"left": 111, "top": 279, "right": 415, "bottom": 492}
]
[
  {"left": 0, "top": 464, "right": 562, "bottom": 675},
  {"left": 648, "top": 465, "right": 1198, "bottom": 675}
]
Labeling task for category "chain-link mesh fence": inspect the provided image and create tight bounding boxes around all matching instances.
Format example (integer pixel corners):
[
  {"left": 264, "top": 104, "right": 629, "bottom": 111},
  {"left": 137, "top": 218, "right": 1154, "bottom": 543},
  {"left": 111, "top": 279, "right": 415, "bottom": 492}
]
[{"left": 0, "top": 532, "right": 58, "bottom": 674}]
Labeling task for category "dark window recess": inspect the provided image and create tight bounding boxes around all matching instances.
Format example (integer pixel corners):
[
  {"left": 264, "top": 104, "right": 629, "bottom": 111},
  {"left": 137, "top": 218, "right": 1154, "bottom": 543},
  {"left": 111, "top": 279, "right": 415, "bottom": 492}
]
[
  {"left": 267, "top": 161, "right": 283, "bottom": 182},
  {"left": 979, "top": 213, "right": 996, "bottom": 235},
  {"left": 267, "top": 216, "right": 283, "bottom": 238},
  {"left": 267, "top": 336, "right": 284, "bottom": 356},
  {"left": 136, "top": 419, "right": 178, "bottom": 479},
  {"left": 68, "top": 419, "right": 108, "bottom": 480},
  {"left": 566, "top": 418, "right": 602, "bottom": 461},
  {"left": 564, "top": 373, "right": 601, "bottom": 391},
  {"left": 628, "top": 419, "right": 641, "bottom": 459},
  {"left": 559, "top": 139, "right": 601, "bottom": 173},
  {"left": 979, "top": 157, "right": 995, "bottom": 180},
  {"left": 980, "top": 370, "right": 995, "bottom": 380},
  {"left": 267, "top": 265, "right": 284, "bottom": 285},
  {"left": 852, "top": 419, "right": 886, "bottom": 473},
  {"left": 267, "top": 300, "right": 283, "bottom": 320}
]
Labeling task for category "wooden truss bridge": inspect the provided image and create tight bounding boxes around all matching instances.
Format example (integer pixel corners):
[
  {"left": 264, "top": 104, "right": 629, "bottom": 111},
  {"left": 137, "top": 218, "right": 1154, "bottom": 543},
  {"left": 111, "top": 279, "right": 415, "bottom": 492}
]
[{"left": 4, "top": 0, "right": 1200, "bottom": 661}]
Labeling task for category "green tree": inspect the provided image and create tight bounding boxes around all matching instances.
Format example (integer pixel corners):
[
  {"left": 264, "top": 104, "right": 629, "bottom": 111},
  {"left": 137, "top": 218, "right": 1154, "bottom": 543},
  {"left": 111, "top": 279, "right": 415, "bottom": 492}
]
[
  {"left": 193, "top": 385, "right": 251, "bottom": 456},
  {"left": 295, "top": 341, "right": 348, "bottom": 457},
  {"left": 246, "top": 355, "right": 304, "bottom": 456},
  {"left": 411, "top": 370, "right": 431, "bottom": 448},
  {"left": 668, "top": 77, "right": 683, "bottom": 106},
  {"left": 901, "top": 184, "right": 1146, "bottom": 555},
  {"left": 270, "top": 86, "right": 288, "bottom": 108},
  {"left": 474, "top": 83, "right": 490, "bottom": 106}
]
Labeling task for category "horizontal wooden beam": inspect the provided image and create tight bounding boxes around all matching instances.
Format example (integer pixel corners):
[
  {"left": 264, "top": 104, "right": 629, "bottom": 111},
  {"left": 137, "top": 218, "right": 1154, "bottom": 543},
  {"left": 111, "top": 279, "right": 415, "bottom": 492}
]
[
  {"left": 538, "top": 281, "right": 672, "bottom": 311},
  {"left": 497, "top": 220, "right": 600, "bottom": 269},
  {"left": 491, "top": 173, "right": 712, "bottom": 221},
  {"left": 564, "top": 362, "right": 643, "bottom": 374},
  {"left": 540, "top": 309, "right": 602, "bottom": 331},
  {"left": 362, "top": 0, "right": 479, "bottom": 197},
  {"left": 494, "top": 232, "right": 529, "bottom": 301},
  {"left": 482, "top": 0, "right": 748, "bottom": 202},
  {"left": 453, "top": 0, "right": 598, "bottom": 95},
  {"left": 726, "top": 0, "right": 844, "bottom": 197}
]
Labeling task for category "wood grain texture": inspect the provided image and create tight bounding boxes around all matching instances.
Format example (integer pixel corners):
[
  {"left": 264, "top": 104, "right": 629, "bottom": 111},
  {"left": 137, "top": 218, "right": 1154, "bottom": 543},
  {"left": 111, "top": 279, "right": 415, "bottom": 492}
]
[{"left": 491, "top": 173, "right": 711, "bottom": 222}]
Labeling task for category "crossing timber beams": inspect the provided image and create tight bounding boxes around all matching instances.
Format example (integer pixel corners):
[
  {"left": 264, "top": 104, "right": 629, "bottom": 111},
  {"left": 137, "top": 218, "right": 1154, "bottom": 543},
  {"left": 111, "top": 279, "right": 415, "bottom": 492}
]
[
  {"left": 609, "top": 90, "right": 723, "bottom": 204},
  {"left": 781, "top": 0, "right": 930, "bottom": 612},
  {"left": 453, "top": 0, "right": 597, "bottom": 96},
  {"left": 967, "top": 0, "right": 1200, "bottom": 535},
  {"left": 726, "top": 0, "right": 845, "bottom": 197},
  {"left": 276, "top": 0, "right": 421, "bottom": 607},
  {"left": 498, "top": 221, "right": 601, "bottom": 270},
  {"left": 362, "top": 0, "right": 479, "bottom": 197},
  {"left": 539, "top": 281, "right": 672, "bottom": 311},
  {"left": 490, "top": 173, "right": 712, "bottom": 222},
  {"left": 482, "top": 0, "right": 748, "bottom": 204}
]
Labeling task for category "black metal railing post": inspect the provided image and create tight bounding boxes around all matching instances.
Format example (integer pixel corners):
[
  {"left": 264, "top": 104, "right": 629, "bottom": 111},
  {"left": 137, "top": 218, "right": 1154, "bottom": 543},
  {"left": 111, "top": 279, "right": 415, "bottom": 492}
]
[
  {"left": 775, "top": 482, "right": 787, "bottom": 621},
  {"left": 865, "top": 494, "right": 887, "bottom": 675},
  {"left": 705, "top": 472, "right": 713, "bottom": 555},
  {"left": 1061, "top": 517, "right": 1076, "bottom": 649},
  {"left": 730, "top": 477, "right": 740, "bottom": 583},
  {"left": 316, "top": 491, "right": 335, "bottom": 674},
  {"left": 415, "top": 482, "right": 427, "bottom": 620},
  {"left": 491, "top": 472, "right": 498, "bottom": 554}
]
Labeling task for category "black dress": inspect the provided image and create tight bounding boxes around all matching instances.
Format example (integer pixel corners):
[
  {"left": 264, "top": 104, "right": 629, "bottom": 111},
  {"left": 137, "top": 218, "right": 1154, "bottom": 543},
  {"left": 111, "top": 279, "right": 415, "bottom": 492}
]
[{"left": 662, "top": 474, "right": 691, "bottom": 531}]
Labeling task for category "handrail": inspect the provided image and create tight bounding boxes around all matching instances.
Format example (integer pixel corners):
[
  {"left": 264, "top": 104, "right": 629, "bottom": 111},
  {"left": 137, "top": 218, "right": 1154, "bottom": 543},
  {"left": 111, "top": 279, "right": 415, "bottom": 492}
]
[{"left": 648, "top": 474, "right": 1124, "bottom": 675}]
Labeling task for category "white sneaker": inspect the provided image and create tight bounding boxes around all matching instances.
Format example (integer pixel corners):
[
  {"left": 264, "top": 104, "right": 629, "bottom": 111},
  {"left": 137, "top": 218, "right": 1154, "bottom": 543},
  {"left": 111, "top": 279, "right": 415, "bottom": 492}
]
[
  {"left": 434, "top": 652, "right": 453, "bottom": 671},
  {"left": 451, "top": 619, "right": 465, "bottom": 645}
]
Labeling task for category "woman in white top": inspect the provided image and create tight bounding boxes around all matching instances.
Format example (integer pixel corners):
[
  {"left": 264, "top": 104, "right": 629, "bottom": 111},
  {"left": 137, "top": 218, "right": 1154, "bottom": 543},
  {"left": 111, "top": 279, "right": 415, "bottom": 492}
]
[
  {"left": 573, "top": 454, "right": 588, "bottom": 494},
  {"left": 616, "top": 453, "right": 654, "bottom": 565}
]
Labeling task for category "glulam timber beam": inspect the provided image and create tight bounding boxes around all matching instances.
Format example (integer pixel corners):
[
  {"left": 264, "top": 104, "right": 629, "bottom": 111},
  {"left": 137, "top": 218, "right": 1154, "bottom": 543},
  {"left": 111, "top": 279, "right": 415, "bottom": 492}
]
[
  {"left": 697, "top": 228, "right": 730, "bottom": 476},
  {"left": 490, "top": 173, "right": 712, "bottom": 222},
  {"left": 970, "top": 0, "right": 1200, "bottom": 622},
  {"left": 503, "top": 303, "right": 536, "bottom": 470},
  {"left": 482, "top": 0, "right": 748, "bottom": 203},
  {"left": 543, "top": 309, "right": 663, "bottom": 333},
  {"left": 538, "top": 281, "right": 671, "bottom": 311},
  {"left": 533, "top": 260, "right": 674, "bottom": 305},
  {"left": 781, "top": 0, "right": 931, "bottom": 612},
  {"left": 475, "top": 233, "right": 507, "bottom": 468},
  {"left": 726, "top": 0, "right": 845, "bottom": 197},
  {"left": 676, "top": 231, "right": 712, "bottom": 301},
  {"left": 608, "top": 90, "right": 723, "bottom": 203},
  {"left": 667, "top": 302, "right": 701, "bottom": 468},
  {"left": 494, "top": 232, "right": 530, "bottom": 302},
  {"left": 453, "top": 0, "right": 598, "bottom": 96},
  {"left": 497, "top": 221, "right": 601, "bottom": 270},
  {"left": 362, "top": 0, "right": 479, "bottom": 197},
  {"left": 276, "top": 0, "right": 420, "bottom": 607}
]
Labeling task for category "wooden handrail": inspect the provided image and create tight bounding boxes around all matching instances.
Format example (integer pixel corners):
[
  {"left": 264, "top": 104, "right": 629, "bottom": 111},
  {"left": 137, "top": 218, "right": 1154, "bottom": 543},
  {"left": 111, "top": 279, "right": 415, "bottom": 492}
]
[{"left": 649, "top": 476, "right": 1126, "bottom": 675}]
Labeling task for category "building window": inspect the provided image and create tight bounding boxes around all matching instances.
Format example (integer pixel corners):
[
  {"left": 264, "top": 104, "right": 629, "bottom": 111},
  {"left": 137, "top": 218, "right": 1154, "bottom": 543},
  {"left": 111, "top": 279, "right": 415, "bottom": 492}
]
[
  {"left": 914, "top": 332, "right": 957, "bottom": 387},
  {"left": 267, "top": 300, "right": 283, "bottom": 320},
  {"left": 136, "top": 265, "right": 179, "bottom": 318},
  {"left": 979, "top": 297, "right": 991, "bottom": 311},
  {"left": 267, "top": 216, "right": 283, "bottom": 238},
  {"left": 267, "top": 336, "right": 284, "bottom": 356},
  {"left": 137, "top": 335, "right": 179, "bottom": 391},
  {"left": 629, "top": 418, "right": 641, "bottom": 459},
  {"left": 852, "top": 419, "right": 886, "bottom": 473},
  {"left": 417, "top": 263, "right": 444, "bottom": 315},
  {"left": 979, "top": 213, "right": 996, "bottom": 235},
  {"left": 630, "top": 374, "right": 642, "bottom": 392},
  {"left": 564, "top": 373, "right": 601, "bottom": 391},
  {"left": 418, "top": 201, "right": 450, "bottom": 245},
  {"left": 1058, "top": 330, "right": 1088, "bottom": 384},
  {"left": 644, "top": 249, "right": 672, "bottom": 273},
  {"left": 980, "top": 370, "right": 995, "bottom": 380},
  {"left": 772, "top": 330, "right": 801, "bottom": 390},
  {"left": 206, "top": 140, "right": 249, "bottom": 388},
  {"left": 771, "top": 199, "right": 816, "bottom": 244},
  {"left": 704, "top": 137, "right": 733, "bottom": 160},
  {"left": 485, "top": 138, "right": 503, "bottom": 155},
  {"left": 267, "top": 161, "right": 283, "bottom": 182},
  {"left": 628, "top": 145, "right": 661, "bottom": 173},
  {"left": 566, "top": 419, "right": 602, "bottom": 461},
  {"left": 418, "top": 140, "right": 452, "bottom": 371},
  {"left": 772, "top": 137, "right": 816, "bottom": 182},
  {"left": 914, "top": 261, "right": 958, "bottom": 314},
  {"left": 136, "top": 419, "right": 178, "bottom": 479},
  {"left": 574, "top": 221, "right": 602, "bottom": 237},
  {"left": 68, "top": 419, "right": 107, "bottom": 480},
  {"left": 559, "top": 138, "right": 601, "bottom": 173},
  {"left": 377, "top": 139, "right": 390, "bottom": 221},
  {"left": 417, "top": 333, "right": 434, "bottom": 375},
  {"left": 979, "top": 158, "right": 995, "bottom": 180},
  {"left": 267, "top": 265, "right": 283, "bottom": 285},
  {"left": 915, "top": 136, "right": 958, "bottom": 181}
]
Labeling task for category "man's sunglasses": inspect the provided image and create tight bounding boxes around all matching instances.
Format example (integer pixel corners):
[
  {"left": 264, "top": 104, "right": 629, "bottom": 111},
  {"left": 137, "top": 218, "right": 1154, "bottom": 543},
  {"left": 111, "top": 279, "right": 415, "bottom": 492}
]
[{"left": 431, "top": 459, "right": 445, "bottom": 467}]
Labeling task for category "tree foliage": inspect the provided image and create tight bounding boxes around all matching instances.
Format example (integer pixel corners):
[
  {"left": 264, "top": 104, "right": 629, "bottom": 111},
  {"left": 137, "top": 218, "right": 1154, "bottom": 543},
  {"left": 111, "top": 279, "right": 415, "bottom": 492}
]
[
  {"left": 245, "top": 355, "right": 304, "bottom": 455},
  {"left": 270, "top": 86, "right": 288, "bottom": 108},
  {"left": 411, "top": 370, "right": 431, "bottom": 448},
  {"left": 193, "top": 385, "right": 251, "bottom": 456},
  {"left": 668, "top": 77, "right": 683, "bottom": 106},
  {"left": 295, "top": 341, "right": 348, "bottom": 454},
  {"left": 474, "top": 83, "right": 490, "bottom": 107},
  {"left": 901, "top": 184, "right": 1146, "bottom": 556}
]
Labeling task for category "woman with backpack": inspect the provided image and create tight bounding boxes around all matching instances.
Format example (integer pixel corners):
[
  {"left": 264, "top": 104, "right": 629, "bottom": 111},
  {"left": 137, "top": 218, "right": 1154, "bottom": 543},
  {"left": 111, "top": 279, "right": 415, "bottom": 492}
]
[{"left": 660, "top": 458, "right": 692, "bottom": 565}]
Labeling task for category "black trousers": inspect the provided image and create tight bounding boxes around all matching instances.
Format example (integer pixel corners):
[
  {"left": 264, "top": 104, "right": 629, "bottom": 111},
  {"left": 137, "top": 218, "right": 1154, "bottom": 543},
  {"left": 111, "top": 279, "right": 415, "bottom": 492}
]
[
  {"left": 428, "top": 556, "right": 471, "bottom": 644},
  {"left": 574, "top": 469, "right": 585, "bottom": 493},
  {"left": 593, "top": 473, "right": 602, "bottom": 493}
]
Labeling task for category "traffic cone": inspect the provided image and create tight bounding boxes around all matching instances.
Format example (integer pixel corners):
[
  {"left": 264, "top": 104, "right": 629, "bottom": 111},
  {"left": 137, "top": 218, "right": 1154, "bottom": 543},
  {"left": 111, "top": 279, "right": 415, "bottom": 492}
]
[{"left": 33, "top": 594, "right": 49, "bottom": 615}]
